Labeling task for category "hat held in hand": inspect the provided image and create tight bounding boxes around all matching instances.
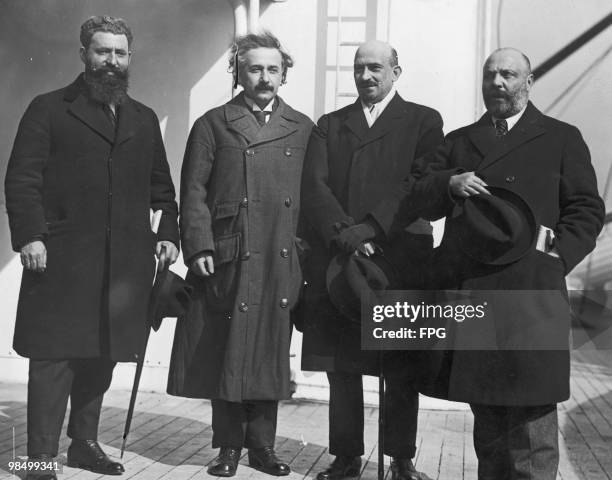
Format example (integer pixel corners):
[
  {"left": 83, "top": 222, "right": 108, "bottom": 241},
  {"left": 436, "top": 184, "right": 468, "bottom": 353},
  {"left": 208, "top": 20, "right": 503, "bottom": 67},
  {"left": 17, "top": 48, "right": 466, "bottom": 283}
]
[
  {"left": 453, "top": 186, "right": 536, "bottom": 265},
  {"left": 148, "top": 268, "right": 194, "bottom": 331},
  {"left": 326, "top": 248, "right": 401, "bottom": 324}
]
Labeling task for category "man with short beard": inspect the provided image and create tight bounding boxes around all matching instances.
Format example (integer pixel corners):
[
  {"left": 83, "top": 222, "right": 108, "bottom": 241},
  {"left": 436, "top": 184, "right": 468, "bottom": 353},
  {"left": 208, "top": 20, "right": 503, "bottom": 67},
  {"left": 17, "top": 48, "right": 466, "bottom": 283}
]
[
  {"left": 418, "top": 48, "right": 604, "bottom": 479},
  {"left": 5, "top": 16, "right": 179, "bottom": 480}
]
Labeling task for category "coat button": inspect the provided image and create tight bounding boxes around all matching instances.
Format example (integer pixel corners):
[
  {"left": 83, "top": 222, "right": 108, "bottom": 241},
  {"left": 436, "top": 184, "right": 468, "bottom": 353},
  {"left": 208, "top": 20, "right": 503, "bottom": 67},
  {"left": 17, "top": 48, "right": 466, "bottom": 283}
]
[
  {"left": 284, "top": 148, "right": 292, "bottom": 156},
  {"left": 505, "top": 175, "right": 516, "bottom": 183},
  {"left": 239, "top": 302, "right": 248, "bottom": 312},
  {"left": 284, "top": 197, "right": 292, "bottom": 207},
  {"left": 280, "top": 298, "right": 288, "bottom": 308},
  {"left": 241, "top": 197, "right": 249, "bottom": 208},
  {"left": 246, "top": 149, "right": 254, "bottom": 156},
  {"left": 280, "top": 248, "right": 289, "bottom": 258},
  {"left": 241, "top": 251, "right": 251, "bottom": 260}
]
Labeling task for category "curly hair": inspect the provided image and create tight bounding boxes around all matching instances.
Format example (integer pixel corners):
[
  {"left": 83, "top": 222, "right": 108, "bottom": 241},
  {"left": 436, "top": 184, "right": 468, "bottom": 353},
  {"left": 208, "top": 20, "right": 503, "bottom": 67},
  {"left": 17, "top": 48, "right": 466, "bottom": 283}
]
[
  {"left": 229, "top": 31, "right": 294, "bottom": 84},
  {"left": 80, "top": 16, "right": 133, "bottom": 50}
]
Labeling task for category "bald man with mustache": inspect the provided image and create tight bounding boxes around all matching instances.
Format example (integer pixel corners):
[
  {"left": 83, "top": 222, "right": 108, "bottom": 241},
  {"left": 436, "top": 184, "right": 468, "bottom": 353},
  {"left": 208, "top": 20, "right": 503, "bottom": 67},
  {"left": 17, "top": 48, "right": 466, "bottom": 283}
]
[{"left": 300, "top": 40, "right": 444, "bottom": 480}]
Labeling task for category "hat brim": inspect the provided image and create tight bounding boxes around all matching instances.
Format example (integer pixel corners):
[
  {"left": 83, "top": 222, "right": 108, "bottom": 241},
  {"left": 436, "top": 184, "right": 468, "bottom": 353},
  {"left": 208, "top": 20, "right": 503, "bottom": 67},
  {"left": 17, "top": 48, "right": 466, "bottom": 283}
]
[{"left": 453, "top": 186, "right": 537, "bottom": 266}]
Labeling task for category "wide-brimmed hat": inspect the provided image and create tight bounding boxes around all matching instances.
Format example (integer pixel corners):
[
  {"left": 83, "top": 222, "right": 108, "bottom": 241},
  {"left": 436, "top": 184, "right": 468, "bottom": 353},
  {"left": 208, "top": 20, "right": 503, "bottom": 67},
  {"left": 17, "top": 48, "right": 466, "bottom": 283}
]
[
  {"left": 148, "top": 268, "right": 193, "bottom": 331},
  {"left": 452, "top": 186, "right": 537, "bottom": 265},
  {"left": 326, "top": 249, "right": 401, "bottom": 324}
]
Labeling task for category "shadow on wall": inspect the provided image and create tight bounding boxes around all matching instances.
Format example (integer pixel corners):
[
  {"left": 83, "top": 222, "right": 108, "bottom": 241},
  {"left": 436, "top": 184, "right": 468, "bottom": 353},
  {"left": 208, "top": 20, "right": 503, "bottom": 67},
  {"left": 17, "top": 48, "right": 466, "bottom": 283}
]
[{"left": 0, "top": 0, "right": 261, "bottom": 270}]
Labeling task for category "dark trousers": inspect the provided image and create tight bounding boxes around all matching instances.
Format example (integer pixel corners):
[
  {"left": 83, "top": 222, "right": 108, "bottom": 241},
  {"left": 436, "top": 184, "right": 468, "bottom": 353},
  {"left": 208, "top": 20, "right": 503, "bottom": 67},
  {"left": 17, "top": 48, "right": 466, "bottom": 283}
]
[
  {"left": 211, "top": 399, "right": 278, "bottom": 449},
  {"left": 470, "top": 403, "right": 559, "bottom": 480},
  {"left": 327, "top": 368, "right": 418, "bottom": 459},
  {"left": 27, "top": 358, "right": 116, "bottom": 456}
]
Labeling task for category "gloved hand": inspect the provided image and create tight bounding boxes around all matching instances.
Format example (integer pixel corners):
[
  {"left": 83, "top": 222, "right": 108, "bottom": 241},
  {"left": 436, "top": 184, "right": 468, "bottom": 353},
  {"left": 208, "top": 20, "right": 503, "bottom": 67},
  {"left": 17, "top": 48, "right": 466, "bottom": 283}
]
[{"left": 333, "top": 222, "right": 377, "bottom": 254}]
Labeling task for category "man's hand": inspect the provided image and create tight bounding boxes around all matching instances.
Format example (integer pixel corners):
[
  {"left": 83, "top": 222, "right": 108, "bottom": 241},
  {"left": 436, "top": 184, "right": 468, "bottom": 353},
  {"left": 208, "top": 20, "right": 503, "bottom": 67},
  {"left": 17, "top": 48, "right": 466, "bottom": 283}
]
[
  {"left": 190, "top": 253, "right": 215, "bottom": 277},
  {"left": 449, "top": 171, "right": 490, "bottom": 197},
  {"left": 156, "top": 240, "right": 179, "bottom": 272},
  {"left": 357, "top": 242, "right": 376, "bottom": 257},
  {"left": 333, "top": 223, "right": 376, "bottom": 254},
  {"left": 21, "top": 240, "right": 47, "bottom": 272}
]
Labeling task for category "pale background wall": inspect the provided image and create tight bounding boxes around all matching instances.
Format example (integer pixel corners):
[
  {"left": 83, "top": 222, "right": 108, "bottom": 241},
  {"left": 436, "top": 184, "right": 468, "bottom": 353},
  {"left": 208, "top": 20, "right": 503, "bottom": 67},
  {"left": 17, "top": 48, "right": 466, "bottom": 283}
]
[{"left": 0, "top": 0, "right": 610, "bottom": 399}]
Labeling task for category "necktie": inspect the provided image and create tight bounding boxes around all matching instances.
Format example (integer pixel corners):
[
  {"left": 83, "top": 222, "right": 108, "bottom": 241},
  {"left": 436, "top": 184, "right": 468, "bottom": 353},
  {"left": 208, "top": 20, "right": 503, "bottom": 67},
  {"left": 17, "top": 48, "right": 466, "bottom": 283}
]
[
  {"left": 103, "top": 104, "right": 116, "bottom": 128},
  {"left": 495, "top": 118, "right": 508, "bottom": 137},
  {"left": 253, "top": 110, "right": 267, "bottom": 127}
]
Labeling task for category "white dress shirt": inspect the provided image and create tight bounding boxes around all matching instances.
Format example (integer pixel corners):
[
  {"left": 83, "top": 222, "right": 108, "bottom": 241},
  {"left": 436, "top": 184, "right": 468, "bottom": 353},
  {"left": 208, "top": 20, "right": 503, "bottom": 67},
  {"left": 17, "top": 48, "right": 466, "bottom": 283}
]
[
  {"left": 244, "top": 96, "right": 275, "bottom": 124},
  {"left": 361, "top": 85, "right": 396, "bottom": 128},
  {"left": 492, "top": 105, "right": 527, "bottom": 132}
]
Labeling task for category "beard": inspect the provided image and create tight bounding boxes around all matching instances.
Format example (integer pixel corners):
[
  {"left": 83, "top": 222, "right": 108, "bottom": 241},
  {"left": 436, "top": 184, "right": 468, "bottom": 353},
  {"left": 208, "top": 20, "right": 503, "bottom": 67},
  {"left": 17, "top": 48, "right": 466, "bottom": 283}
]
[
  {"left": 84, "top": 63, "right": 129, "bottom": 105},
  {"left": 484, "top": 82, "right": 529, "bottom": 118}
]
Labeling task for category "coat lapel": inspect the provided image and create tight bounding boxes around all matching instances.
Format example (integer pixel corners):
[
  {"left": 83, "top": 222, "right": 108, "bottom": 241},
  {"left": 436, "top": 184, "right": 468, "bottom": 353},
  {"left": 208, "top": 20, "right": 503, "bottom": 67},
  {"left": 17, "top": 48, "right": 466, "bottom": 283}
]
[
  {"left": 359, "top": 92, "right": 405, "bottom": 148},
  {"left": 225, "top": 93, "right": 260, "bottom": 144},
  {"left": 225, "top": 93, "right": 300, "bottom": 146},
  {"left": 476, "top": 102, "right": 547, "bottom": 171},
  {"left": 342, "top": 101, "right": 369, "bottom": 142},
  {"left": 252, "top": 96, "right": 299, "bottom": 146},
  {"left": 466, "top": 115, "right": 498, "bottom": 157},
  {"left": 65, "top": 76, "right": 115, "bottom": 144},
  {"left": 115, "top": 99, "right": 141, "bottom": 146}
]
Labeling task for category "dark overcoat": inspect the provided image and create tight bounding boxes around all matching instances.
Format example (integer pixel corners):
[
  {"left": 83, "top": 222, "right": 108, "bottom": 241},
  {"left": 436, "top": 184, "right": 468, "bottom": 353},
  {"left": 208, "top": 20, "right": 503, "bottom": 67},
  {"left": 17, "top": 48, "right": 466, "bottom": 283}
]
[
  {"left": 167, "top": 93, "right": 313, "bottom": 402},
  {"left": 421, "top": 102, "right": 605, "bottom": 405},
  {"left": 299, "top": 93, "right": 444, "bottom": 375},
  {"left": 5, "top": 75, "right": 179, "bottom": 362}
]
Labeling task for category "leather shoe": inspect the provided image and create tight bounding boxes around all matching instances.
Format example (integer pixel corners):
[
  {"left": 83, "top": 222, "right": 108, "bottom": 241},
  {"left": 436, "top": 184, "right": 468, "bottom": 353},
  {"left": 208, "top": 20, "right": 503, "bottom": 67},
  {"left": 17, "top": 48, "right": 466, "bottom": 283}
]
[
  {"left": 25, "top": 473, "right": 57, "bottom": 480},
  {"left": 25, "top": 454, "right": 57, "bottom": 480},
  {"left": 207, "top": 447, "right": 241, "bottom": 477},
  {"left": 316, "top": 456, "right": 361, "bottom": 480},
  {"left": 391, "top": 458, "right": 427, "bottom": 480},
  {"left": 248, "top": 447, "right": 290, "bottom": 476},
  {"left": 67, "top": 439, "right": 124, "bottom": 475}
]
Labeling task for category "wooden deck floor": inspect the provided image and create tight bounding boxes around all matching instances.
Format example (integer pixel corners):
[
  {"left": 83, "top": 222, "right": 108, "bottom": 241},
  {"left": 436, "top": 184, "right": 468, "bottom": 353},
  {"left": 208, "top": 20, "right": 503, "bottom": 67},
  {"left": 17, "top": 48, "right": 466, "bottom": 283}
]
[{"left": 1, "top": 349, "right": 611, "bottom": 480}]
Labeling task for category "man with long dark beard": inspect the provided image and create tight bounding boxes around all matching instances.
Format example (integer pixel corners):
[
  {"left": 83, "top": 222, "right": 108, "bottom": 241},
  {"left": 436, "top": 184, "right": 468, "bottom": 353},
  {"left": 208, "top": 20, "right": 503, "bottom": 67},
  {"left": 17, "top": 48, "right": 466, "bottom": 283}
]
[{"left": 5, "top": 16, "right": 179, "bottom": 480}]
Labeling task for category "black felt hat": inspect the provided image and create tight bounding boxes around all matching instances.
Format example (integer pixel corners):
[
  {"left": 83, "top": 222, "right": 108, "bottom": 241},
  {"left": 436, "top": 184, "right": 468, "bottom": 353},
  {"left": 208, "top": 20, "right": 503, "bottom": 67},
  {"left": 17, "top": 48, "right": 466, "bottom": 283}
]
[
  {"left": 148, "top": 268, "right": 193, "bottom": 331},
  {"left": 452, "top": 186, "right": 537, "bottom": 265},
  {"left": 326, "top": 249, "right": 401, "bottom": 324}
]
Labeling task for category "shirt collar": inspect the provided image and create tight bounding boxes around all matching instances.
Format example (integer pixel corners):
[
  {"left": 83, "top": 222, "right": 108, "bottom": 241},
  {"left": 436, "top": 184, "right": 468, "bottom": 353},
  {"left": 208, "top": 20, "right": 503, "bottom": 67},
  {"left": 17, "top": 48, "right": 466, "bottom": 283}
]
[
  {"left": 361, "top": 85, "right": 396, "bottom": 127},
  {"left": 362, "top": 85, "right": 396, "bottom": 113},
  {"left": 492, "top": 105, "right": 527, "bottom": 131},
  {"left": 244, "top": 95, "right": 275, "bottom": 113}
]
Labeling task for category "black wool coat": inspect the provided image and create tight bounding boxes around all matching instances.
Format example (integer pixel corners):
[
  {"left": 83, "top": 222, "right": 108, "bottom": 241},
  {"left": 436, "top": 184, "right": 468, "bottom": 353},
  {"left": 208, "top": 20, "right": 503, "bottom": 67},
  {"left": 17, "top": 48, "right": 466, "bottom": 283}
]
[
  {"left": 299, "top": 93, "right": 444, "bottom": 375},
  {"left": 420, "top": 102, "right": 605, "bottom": 405},
  {"left": 5, "top": 75, "right": 179, "bottom": 362}
]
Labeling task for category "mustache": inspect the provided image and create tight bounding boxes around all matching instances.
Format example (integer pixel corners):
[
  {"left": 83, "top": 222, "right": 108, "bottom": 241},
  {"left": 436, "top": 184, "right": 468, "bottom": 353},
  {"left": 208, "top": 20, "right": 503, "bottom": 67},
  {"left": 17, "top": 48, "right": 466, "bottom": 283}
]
[
  {"left": 358, "top": 81, "right": 379, "bottom": 88},
  {"left": 89, "top": 65, "right": 128, "bottom": 80},
  {"left": 255, "top": 83, "right": 274, "bottom": 91},
  {"left": 485, "top": 90, "right": 509, "bottom": 99}
]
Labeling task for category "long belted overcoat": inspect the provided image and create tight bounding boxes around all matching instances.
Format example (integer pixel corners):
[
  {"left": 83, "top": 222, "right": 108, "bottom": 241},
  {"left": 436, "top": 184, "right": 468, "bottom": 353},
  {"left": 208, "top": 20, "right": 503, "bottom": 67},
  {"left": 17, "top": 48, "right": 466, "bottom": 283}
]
[
  {"left": 167, "top": 93, "right": 313, "bottom": 401},
  {"left": 420, "top": 102, "right": 605, "bottom": 405},
  {"left": 5, "top": 75, "right": 179, "bottom": 362}
]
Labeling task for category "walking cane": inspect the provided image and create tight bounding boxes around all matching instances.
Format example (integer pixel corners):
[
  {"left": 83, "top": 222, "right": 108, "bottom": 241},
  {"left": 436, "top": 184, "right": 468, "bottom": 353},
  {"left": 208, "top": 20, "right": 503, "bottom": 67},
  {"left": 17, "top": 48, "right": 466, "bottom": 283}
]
[
  {"left": 120, "top": 210, "right": 163, "bottom": 458},
  {"left": 378, "top": 351, "right": 385, "bottom": 480}
]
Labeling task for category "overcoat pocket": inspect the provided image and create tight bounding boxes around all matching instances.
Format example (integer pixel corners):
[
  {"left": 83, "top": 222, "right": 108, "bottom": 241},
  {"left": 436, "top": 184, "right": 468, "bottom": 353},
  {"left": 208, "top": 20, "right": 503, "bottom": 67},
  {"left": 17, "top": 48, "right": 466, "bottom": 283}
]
[{"left": 204, "top": 232, "right": 241, "bottom": 312}]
